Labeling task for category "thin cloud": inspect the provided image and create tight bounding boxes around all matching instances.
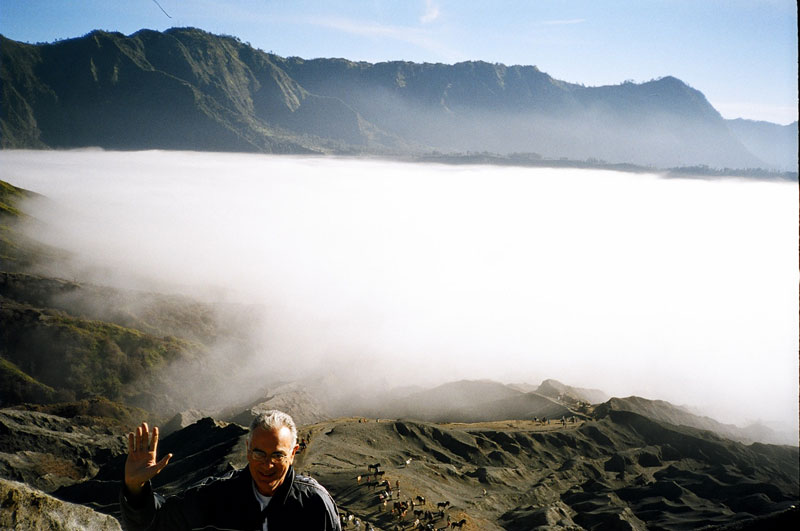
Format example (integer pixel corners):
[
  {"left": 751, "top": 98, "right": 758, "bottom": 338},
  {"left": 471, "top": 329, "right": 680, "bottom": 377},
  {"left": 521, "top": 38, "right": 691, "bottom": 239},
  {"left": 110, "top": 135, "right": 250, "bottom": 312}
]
[
  {"left": 312, "top": 17, "right": 424, "bottom": 39},
  {"left": 421, "top": 0, "right": 440, "bottom": 24},
  {"left": 309, "top": 16, "right": 461, "bottom": 61},
  {"left": 541, "top": 18, "right": 586, "bottom": 26}
]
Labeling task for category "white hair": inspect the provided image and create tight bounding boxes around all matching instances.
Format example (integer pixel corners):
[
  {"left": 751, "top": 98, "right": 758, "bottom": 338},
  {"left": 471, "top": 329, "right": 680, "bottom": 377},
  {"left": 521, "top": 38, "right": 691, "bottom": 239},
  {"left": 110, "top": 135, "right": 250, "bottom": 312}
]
[{"left": 247, "top": 409, "right": 297, "bottom": 447}]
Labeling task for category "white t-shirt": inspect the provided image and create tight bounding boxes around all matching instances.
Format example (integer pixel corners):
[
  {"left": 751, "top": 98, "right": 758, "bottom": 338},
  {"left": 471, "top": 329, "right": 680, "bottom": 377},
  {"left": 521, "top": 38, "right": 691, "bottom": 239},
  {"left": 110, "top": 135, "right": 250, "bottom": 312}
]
[{"left": 252, "top": 481, "right": 272, "bottom": 531}]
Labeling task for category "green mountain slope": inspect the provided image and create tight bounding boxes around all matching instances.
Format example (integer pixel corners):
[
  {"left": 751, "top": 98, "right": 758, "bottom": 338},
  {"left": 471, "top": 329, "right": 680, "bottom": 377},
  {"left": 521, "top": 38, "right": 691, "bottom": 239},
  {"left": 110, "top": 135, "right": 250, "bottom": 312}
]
[
  {"left": 0, "top": 29, "right": 394, "bottom": 154},
  {"left": 1, "top": 28, "right": 773, "bottom": 169}
]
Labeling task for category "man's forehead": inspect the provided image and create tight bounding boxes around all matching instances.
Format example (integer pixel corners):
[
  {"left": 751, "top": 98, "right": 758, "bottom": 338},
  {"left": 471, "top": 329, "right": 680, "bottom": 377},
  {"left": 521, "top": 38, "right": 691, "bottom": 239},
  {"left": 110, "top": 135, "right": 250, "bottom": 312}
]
[{"left": 251, "top": 425, "right": 294, "bottom": 446}]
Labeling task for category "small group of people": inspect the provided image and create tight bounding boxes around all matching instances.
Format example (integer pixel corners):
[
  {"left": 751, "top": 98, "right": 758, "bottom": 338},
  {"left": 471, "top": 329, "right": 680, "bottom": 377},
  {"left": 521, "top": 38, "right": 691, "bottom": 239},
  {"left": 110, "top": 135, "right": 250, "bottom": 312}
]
[
  {"left": 120, "top": 409, "right": 341, "bottom": 530},
  {"left": 340, "top": 511, "right": 375, "bottom": 530}
]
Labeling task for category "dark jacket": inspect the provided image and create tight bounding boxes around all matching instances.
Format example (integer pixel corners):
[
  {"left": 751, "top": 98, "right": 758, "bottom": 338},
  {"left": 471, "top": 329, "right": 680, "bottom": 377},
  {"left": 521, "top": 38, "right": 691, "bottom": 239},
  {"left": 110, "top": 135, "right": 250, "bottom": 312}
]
[{"left": 119, "top": 466, "right": 341, "bottom": 530}]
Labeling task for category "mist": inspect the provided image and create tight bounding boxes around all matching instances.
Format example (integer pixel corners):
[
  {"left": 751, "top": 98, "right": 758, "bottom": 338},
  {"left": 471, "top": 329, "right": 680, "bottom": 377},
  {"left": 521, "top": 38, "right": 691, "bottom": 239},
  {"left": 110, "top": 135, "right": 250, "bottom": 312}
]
[{"left": 1, "top": 149, "right": 796, "bottom": 431}]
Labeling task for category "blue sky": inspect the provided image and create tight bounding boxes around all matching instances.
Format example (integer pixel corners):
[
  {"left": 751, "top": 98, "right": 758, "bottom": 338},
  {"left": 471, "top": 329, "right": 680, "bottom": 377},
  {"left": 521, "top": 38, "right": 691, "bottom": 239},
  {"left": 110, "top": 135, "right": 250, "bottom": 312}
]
[{"left": 1, "top": 0, "right": 797, "bottom": 124}]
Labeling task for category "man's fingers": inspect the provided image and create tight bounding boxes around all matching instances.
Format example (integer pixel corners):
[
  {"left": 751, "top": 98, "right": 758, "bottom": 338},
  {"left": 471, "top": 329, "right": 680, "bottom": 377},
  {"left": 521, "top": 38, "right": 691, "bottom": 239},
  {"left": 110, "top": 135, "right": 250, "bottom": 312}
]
[
  {"left": 151, "top": 426, "right": 160, "bottom": 452},
  {"left": 128, "top": 432, "right": 135, "bottom": 454},
  {"left": 155, "top": 453, "right": 173, "bottom": 473},
  {"left": 141, "top": 422, "right": 150, "bottom": 452},
  {"left": 147, "top": 453, "right": 173, "bottom": 480}
]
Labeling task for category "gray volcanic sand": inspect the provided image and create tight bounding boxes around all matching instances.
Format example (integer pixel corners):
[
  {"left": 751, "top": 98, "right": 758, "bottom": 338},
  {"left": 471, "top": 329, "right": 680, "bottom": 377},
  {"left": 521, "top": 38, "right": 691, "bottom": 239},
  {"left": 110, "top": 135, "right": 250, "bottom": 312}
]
[{"left": 293, "top": 412, "right": 797, "bottom": 530}]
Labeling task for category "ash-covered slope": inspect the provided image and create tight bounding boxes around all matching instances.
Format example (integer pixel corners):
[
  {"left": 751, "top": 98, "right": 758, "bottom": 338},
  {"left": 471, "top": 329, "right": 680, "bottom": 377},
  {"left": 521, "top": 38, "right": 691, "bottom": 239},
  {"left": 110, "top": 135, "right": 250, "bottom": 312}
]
[
  {"left": 1, "top": 28, "right": 771, "bottom": 169},
  {"left": 2, "top": 384, "right": 797, "bottom": 531},
  {"left": 299, "top": 413, "right": 798, "bottom": 530},
  {"left": 42, "top": 409, "right": 798, "bottom": 530}
]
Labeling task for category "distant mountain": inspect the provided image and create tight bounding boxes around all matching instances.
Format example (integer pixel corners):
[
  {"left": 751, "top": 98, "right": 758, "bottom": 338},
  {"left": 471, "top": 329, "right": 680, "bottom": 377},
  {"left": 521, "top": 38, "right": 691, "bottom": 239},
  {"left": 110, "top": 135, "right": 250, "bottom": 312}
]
[
  {"left": 442, "top": 390, "right": 572, "bottom": 423},
  {"left": 597, "top": 396, "right": 795, "bottom": 446},
  {"left": 536, "top": 378, "right": 609, "bottom": 405},
  {"left": 726, "top": 119, "right": 798, "bottom": 172},
  {"left": 383, "top": 379, "right": 523, "bottom": 421},
  {"left": 227, "top": 381, "right": 331, "bottom": 428},
  {"left": 0, "top": 28, "right": 780, "bottom": 170},
  {"left": 355, "top": 379, "right": 593, "bottom": 423}
]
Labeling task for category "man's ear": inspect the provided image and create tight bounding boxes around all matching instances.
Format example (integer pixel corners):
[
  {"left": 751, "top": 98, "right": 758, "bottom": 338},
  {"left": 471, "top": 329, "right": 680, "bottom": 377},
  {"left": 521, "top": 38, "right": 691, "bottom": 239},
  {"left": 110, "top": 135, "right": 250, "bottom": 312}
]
[{"left": 291, "top": 444, "right": 299, "bottom": 456}]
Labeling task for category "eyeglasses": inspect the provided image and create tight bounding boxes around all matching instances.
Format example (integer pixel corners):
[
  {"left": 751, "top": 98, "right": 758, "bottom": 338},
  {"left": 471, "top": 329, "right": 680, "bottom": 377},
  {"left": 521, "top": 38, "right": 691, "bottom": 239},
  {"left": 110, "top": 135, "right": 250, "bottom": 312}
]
[{"left": 249, "top": 448, "right": 291, "bottom": 464}]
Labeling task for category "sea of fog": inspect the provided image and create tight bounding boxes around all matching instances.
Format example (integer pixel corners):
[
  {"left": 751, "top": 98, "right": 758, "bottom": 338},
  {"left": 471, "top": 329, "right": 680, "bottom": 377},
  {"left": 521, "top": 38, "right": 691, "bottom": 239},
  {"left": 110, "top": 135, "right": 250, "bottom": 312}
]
[{"left": 1, "top": 150, "right": 797, "bottom": 431}]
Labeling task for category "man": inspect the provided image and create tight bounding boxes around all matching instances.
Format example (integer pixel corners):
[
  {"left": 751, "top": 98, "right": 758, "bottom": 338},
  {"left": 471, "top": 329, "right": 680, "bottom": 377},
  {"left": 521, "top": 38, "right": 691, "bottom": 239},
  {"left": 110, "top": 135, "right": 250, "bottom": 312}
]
[{"left": 120, "top": 409, "right": 341, "bottom": 530}]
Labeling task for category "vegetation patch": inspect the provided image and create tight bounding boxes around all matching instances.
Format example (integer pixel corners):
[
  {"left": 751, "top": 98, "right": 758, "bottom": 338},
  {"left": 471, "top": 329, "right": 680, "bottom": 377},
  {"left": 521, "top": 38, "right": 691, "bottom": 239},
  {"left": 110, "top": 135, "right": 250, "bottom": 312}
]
[{"left": 1, "top": 297, "right": 196, "bottom": 407}]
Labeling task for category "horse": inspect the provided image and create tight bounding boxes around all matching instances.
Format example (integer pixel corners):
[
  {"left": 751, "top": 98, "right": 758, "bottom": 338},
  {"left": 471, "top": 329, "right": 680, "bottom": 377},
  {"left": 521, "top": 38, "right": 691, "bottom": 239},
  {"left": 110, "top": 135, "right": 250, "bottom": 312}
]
[
  {"left": 368, "top": 463, "right": 381, "bottom": 473},
  {"left": 415, "top": 495, "right": 426, "bottom": 505},
  {"left": 437, "top": 501, "right": 450, "bottom": 510}
]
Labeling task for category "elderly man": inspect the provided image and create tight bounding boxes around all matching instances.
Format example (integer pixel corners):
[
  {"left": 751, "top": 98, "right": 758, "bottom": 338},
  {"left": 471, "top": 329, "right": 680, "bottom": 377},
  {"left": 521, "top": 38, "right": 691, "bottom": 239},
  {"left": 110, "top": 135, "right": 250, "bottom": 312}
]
[{"left": 120, "top": 409, "right": 341, "bottom": 530}]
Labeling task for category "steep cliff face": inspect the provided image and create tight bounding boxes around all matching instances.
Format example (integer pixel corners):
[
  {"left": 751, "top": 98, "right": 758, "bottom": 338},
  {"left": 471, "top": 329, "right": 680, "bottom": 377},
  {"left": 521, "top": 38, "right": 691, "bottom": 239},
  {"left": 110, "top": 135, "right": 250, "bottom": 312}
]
[{"left": 1, "top": 28, "right": 770, "bottom": 169}]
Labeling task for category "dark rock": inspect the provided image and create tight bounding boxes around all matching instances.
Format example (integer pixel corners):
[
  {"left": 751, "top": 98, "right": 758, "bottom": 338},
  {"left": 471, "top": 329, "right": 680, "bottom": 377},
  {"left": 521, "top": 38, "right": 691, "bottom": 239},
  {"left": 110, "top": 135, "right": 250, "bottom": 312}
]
[
  {"left": 467, "top": 467, "right": 489, "bottom": 483},
  {"left": 605, "top": 453, "right": 631, "bottom": 472},
  {"left": 637, "top": 449, "right": 662, "bottom": 467}
]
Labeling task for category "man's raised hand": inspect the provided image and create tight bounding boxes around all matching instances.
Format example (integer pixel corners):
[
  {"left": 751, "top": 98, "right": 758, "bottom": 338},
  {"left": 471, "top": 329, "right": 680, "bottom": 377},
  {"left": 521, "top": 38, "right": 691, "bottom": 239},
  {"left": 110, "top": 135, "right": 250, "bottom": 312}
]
[{"left": 124, "top": 422, "right": 172, "bottom": 496}]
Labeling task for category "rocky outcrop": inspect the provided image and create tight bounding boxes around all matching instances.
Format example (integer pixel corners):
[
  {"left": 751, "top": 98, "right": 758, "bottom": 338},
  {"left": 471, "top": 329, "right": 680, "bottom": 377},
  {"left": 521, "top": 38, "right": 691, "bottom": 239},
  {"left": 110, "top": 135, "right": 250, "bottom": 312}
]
[
  {"left": 0, "top": 478, "right": 121, "bottom": 530},
  {"left": 0, "top": 408, "right": 126, "bottom": 493}
]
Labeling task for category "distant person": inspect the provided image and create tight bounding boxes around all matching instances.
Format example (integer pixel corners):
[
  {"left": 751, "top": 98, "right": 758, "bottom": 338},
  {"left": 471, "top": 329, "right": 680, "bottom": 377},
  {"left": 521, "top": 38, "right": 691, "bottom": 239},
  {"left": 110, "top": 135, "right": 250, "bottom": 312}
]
[{"left": 120, "top": 409, "right": 341, "bottom": 530}]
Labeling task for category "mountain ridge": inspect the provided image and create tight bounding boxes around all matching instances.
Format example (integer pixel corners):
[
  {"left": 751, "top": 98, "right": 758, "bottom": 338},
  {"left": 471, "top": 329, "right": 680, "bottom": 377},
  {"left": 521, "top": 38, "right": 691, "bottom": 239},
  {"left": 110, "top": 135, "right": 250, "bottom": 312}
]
[{"left": 2, "top": 27, "right": 793, "bottom": 171}]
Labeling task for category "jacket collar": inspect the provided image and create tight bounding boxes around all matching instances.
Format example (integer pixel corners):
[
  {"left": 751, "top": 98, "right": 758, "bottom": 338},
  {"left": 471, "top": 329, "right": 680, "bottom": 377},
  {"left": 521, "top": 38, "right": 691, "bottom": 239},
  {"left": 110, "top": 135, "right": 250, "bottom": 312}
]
[
  {"left": 269, "top": 465, "right": 295, "bottom": 506},
  {"left": 246, "top": 465, "right": 295, "bottom": 507}
]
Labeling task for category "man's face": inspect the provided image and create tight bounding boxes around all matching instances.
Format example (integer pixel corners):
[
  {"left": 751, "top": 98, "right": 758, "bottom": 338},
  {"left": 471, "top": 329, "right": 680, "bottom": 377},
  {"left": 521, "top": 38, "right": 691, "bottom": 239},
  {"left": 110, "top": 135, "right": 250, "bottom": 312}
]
[{"left": 247, "top": 425, "right": 298, "bottom": 496}]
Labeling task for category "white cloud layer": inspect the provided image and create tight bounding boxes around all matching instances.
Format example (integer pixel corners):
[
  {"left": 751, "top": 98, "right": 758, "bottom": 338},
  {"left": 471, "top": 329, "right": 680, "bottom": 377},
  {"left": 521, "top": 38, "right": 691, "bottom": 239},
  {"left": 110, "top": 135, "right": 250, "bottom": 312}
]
[{"left": 1, "top": 150, "right": 797, "bottom": 430}]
